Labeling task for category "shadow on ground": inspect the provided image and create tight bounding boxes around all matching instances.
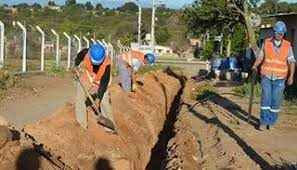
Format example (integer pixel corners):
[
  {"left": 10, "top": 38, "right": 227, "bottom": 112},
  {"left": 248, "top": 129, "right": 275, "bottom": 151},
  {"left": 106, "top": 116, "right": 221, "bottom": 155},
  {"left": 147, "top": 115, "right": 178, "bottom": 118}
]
[
  {"left": 183, "top": 102, "right": 272, "bottom": 169},
  {"left": 195, "top": 91, "right": 259, "bottom": 127},
  {"left": 95, "top": 158, "right": 113, "bottom": 170}
]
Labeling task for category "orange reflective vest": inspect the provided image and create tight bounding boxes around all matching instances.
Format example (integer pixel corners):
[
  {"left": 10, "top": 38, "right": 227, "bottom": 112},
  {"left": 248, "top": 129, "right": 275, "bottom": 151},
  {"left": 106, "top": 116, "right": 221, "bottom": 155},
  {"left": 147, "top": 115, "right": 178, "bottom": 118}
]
[
  {"left": 260, "top": 38, "right": 290, "bottom": 78},
  {"left": 81, "top": 52, "right": 111, "bottom": 86},
  {"left": 118, "top": 51, "right": 145, "bottom": 66}
]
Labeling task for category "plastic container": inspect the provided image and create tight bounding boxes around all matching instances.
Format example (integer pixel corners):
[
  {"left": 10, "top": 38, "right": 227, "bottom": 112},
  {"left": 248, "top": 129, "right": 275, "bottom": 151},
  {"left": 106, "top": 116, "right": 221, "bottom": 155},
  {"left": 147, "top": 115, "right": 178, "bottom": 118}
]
[
  {"left": 220, "top": 58, "right": 230, "bottom": 70},
  {"left": 229, "top": 57, "right": 238, "bottom": 70},
  {"left": 211, "top": 58, "right": 221, "bottom": 70}
]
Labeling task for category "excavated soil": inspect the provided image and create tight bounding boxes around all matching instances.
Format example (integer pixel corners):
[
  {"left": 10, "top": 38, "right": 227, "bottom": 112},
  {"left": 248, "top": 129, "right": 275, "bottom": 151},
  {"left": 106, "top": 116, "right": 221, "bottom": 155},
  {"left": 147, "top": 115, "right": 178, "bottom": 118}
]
[{"left": 0, "top": 71, "right": 182, "bottom": 170}]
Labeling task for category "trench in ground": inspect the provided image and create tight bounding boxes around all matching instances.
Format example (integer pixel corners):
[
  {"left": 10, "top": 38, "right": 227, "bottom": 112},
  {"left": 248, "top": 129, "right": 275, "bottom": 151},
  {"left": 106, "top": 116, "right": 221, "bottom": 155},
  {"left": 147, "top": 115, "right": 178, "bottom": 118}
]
[{"left": 145, "top": 70, "right": 186, "bottom": 170}]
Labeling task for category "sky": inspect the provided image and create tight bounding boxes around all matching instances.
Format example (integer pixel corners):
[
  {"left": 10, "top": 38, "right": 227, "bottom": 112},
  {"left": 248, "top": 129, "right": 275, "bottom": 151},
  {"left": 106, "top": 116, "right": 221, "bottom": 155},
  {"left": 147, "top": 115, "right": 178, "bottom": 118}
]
[{"left": 0, "top": 0, "right": 296, "bottom": 9}]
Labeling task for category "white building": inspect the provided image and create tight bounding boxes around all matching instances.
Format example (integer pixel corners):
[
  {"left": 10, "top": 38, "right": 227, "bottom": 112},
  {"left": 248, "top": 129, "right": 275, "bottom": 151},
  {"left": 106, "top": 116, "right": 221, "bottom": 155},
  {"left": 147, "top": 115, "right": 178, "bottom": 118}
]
[
  {"left": 48, "top": 5, "right": 61, "bottom": 11},
  {"left": 130, "top": 43, "right": 173, "bottom": 56}
]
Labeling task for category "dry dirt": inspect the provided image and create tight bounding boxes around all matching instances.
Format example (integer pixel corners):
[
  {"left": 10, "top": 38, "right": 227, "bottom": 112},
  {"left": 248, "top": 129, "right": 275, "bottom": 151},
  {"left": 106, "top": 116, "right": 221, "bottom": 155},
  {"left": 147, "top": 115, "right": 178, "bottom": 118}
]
[
  {"left": 1, "top": 71, "right": 297, "bottom": 170},
  {"left": 0, "top": 71, "right": 182, "bottom": 170},
  {"left": 164, "top": 80, "right": 297, "bottom": 170}
]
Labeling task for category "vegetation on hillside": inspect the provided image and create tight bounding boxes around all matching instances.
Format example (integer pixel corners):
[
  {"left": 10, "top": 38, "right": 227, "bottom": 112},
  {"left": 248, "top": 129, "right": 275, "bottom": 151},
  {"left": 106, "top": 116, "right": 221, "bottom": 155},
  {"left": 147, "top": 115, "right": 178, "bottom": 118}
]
[{"left": 0, "top": 1, "right": 186, "bottom": 48}]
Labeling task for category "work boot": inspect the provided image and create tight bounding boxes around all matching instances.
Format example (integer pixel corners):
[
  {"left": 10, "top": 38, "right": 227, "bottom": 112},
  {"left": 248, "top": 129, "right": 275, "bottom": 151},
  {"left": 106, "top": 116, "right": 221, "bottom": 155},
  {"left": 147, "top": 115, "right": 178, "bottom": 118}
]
[
  {"left": 257, "top": 124, "right": 265, "bottom": 131},
  {"left": 267, "top": 125, "right": 274, "bottom": 131}
]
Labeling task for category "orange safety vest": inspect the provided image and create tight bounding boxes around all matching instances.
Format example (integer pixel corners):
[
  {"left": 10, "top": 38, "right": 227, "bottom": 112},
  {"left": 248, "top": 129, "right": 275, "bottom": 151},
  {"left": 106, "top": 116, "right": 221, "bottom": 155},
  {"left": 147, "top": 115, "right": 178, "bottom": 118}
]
[
  {"left": 118, "top": 51, "right": 145, "bottom": 66},
  {"left": 260, "top": 38, "right": 290, "bottom": 78},
  {"left": 81, "top": 52, "right": 111, "bottom": 86}
]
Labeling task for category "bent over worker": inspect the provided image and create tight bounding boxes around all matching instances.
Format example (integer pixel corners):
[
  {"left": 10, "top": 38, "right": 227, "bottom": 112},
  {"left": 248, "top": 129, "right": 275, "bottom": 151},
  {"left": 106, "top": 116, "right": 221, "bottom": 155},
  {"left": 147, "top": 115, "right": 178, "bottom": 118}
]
[
  {"left": 117, "top": 50, "right": 155, "bottom": 92},
  {"left": 74, "top": 44, "right": 116, "bottom": 131},
  {"left": 252, "top": 21, "right": 295, "bottom": 130}
]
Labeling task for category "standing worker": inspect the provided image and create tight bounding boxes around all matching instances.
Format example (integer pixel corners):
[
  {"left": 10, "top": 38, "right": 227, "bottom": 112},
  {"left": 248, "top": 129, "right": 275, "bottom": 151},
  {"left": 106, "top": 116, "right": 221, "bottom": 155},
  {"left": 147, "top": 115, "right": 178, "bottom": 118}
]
[
  {"left": 252, "top": 21, "right": 295, "bottom": 130},
  {"left": 74, "top": 44, "right": 116, "bottom": 132},
  {"left": 117, "top": 50, "right": 155, "bottom": 92}
]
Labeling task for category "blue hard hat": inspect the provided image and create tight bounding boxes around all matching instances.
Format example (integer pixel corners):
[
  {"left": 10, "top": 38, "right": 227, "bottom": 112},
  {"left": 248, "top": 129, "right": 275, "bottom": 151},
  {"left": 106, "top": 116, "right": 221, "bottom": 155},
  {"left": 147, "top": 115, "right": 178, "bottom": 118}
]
[
  {"left": 89, "top": 44, "right": 105, "bottom": 65},
  {"left": 145, "top": 53, "right": 155, "bottom": 64},
  {"left": 273, "top": 21, "right": 287, "bottom": 35}
]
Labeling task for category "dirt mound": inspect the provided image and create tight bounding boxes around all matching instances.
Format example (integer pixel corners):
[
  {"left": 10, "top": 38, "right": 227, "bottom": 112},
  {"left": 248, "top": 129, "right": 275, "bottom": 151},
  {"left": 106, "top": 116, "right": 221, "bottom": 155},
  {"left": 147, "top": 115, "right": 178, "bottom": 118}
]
[{"left": 0, "top": 71, "right": 181, "bottom": 170}]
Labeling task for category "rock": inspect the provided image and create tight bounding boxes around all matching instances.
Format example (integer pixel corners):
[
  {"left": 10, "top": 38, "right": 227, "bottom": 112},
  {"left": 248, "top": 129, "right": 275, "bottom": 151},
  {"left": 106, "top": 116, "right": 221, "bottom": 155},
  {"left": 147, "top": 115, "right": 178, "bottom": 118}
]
[
  {"left": 0, "top": 126, "right": 12, "bottom": 149},
  {"left": 0, "top": 115, "right": 8, "bottom": 126}
]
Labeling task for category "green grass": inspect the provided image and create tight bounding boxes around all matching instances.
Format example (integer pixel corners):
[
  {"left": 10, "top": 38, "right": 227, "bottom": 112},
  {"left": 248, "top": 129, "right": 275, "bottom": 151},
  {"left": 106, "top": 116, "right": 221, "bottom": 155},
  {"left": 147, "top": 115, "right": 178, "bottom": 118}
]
[
  {"left": 232, "top": 82, "right": 262, "bottom": 98},
  {"left": 0, "top": 69, "right": 21, "bottom": 98},
  {"left": 191, "top": 83, "right": 216, "bottom": 100},
  {"left": 138, "top": 64, "right": 181, "bottom": 74},
  {"left": 0, "top": 69, "right": 18, "bottom": 91},
  {"left": 46, "top": 64, "right": 70, "bottom": 77},
  {"left": 111, "top": 64, "right": 181, "bottom": 76}
]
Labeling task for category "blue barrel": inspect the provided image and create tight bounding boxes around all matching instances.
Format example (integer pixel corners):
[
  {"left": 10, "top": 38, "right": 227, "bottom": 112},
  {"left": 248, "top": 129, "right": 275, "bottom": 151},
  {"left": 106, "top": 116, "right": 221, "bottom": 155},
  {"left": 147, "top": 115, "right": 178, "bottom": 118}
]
[
  {"left": 229, "top": 57, "right": 239, "bottom": 70},
  {"left": 211, "top": 58, "right": 221, "bottom": 70},
  {"left": 220, "top": 58, "right": 230, "bottom": 70}
]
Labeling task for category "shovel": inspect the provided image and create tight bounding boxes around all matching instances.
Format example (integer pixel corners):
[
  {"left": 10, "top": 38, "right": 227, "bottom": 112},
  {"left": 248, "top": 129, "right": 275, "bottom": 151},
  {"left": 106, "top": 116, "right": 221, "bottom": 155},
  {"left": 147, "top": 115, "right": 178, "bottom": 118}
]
[
  {"left": 247, "top": 68, "right": 257, "bottom": 122},
  {"left": 75, "top": 70, "right": 116, "bottom": 131}
]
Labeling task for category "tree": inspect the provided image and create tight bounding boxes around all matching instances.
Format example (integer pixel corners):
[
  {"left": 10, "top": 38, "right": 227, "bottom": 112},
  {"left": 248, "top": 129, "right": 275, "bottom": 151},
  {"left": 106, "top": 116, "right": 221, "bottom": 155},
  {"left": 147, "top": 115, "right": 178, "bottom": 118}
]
[
  {"left": 85, "top": 1, "right": 93, "bottom": 10},
  {"left": 15, "top": 3, "right": 29, "bottom": 8},
  {"left": 48, "top": 1, "right": 56, "bottom": 6},
  {"left": 31, "top": 3, "right": 42, "bottom": 9},
  {"left": 95, "top": 3, "right": 103, "bottom": 10},
  {"left": 65, "top": 0, "right": 76, "bottom": 7},
  {"left": 171, "top": 33, "right": 189, "bottom": 58},
  {"left": 156, "top": 27, "right": 171, "bottom": 45},
  {"left": 183, "top": 0, "right": 260, "bottom": 58},
  {"left": 117, "top": 2, "right": 138, "bottom": 12}
]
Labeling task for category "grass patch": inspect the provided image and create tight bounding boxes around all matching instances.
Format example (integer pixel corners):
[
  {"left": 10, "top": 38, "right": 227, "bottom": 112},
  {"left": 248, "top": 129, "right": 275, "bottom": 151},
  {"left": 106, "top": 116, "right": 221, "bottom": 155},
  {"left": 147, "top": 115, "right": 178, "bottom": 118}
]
[
  {"left": 46, "top": 64, "right": 70, "bottom": 77},
  {"left": 0, "top": 69, "right": 24, "bottom": 98},
  {"left": 191, "top": 83, "right": 216, "bottom": 100},
  {"left": 0, "top": 69, "right": 19, "bottom": 92},
  {"left": 138, "top": 64, "right": 181, "bottom": 74},
  {"left": 112, "top": 64, "right": 181, "bottom": 76},
  {"left": 232, "top": 82, "right": 262, "bottom": 98}
]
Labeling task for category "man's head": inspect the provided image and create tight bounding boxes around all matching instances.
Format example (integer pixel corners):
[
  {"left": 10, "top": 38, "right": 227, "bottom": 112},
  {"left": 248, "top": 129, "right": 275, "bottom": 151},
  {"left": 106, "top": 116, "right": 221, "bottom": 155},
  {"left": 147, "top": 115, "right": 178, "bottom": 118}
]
[
  {"left": 273, "top": 21, "right": 287, "bottom": 41},
  {"left": 144, "top": 53, "right": 155, "bottom": 65},
  {"left": 89, "top": 44, "right": 105, "bottom": 65}
]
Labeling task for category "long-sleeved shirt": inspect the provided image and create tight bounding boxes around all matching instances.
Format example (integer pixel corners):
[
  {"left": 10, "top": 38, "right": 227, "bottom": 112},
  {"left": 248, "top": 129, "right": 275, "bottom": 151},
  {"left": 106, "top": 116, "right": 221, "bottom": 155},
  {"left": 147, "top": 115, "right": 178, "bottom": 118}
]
[
  {"left": 258, "top": 38, "right": 296, "bottom": 80},
  {"left": 74, "top": 48, "right": 111, "bottom": 100}
]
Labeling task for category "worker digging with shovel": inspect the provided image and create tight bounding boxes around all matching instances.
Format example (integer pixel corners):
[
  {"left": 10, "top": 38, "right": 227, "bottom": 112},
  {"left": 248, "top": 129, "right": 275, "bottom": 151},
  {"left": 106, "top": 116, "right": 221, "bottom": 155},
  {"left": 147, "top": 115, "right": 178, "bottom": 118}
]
[
  {"left": 73, "top": 44, "right": 116, "bottom": 133},
  {"left": 117, "top": 50, "right": 155, "bottom": 93},
  {"left": 252, "top": 21, "right": 295, "bottom": 131}
]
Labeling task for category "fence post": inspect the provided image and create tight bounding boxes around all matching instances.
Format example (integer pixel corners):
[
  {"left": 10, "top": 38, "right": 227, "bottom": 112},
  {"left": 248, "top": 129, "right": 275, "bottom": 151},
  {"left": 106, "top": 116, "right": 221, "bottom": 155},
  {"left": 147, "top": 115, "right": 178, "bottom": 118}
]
[
  {"left": 102, "top": 39, "right": 109, "bottom": 56},
  {"left": 63, "top": 32, "right": 71, "bottom": 69},
  {"left": 51, "top": 29, "right": 60, "bottom": 66},
  {"left": 83, "top": 36, "right": 89, "bottom": 48},
  {"left": 96, "top": 39, "right": 103, "bottom": 46},
  {"left": 0, "top": 21, "right": 4, "bottom": 69},
  {"left": 36, "top": 26, "right": 45, "bottom": 71},
  {"left": 206, "top": 60, "right": 210, "bottom": 72},
  {"left": 91, "top": 38, "right": 96, "bottom": 44},
  {"left": 16, "top": 21, "right": 27, "bottom": 72},
  {"left": 108, "top": 42, "right": 114, "bottom": 62},
  {"left": 74, "top": 34, "right": 81, "bottom": 53}
]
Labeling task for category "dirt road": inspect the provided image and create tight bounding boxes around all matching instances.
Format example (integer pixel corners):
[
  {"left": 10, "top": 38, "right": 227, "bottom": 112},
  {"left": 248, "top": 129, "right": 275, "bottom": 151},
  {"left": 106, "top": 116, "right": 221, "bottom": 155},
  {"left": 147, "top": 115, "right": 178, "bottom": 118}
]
[
  {"left": 0, "top": 75, "right": 75, "bottom": 129},
  {"left": 165, "top": 80, "right": 297, "bottom": 169}
]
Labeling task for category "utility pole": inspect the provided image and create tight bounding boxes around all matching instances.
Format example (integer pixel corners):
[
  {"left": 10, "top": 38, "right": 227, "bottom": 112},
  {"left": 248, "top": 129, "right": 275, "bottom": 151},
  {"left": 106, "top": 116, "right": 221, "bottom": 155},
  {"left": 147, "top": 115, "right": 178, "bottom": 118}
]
[
  {"left": 151, "top": 0, "right": 155, "bottom": 52},
  {"left": 137, "top": 3, "right": 142, "bottom": 48}
]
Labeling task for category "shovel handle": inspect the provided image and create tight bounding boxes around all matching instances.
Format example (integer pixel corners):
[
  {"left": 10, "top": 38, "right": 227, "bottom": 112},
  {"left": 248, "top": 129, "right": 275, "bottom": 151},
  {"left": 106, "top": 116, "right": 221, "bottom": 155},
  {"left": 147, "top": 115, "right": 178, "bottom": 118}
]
[{"left": 75, "top": 70, "right": 116, "bottom": 131}]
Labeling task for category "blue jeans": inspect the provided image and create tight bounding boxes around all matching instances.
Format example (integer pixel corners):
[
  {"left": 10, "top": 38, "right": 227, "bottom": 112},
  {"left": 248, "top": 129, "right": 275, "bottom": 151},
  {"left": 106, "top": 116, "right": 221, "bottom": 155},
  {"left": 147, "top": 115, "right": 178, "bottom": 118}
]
[
  {"left": 260, "top": 76, "right": 285, "bottom": 126},
  {"left": 117, "top": 57, "right": 132, "bottom": 92}
]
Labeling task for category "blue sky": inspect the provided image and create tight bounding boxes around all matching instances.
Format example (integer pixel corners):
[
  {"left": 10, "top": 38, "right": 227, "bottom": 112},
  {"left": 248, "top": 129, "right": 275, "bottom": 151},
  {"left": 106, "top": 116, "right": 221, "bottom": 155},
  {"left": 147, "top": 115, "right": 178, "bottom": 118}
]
[{"left": 0, "top": 0, "right": 296, "bottom": 9}]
